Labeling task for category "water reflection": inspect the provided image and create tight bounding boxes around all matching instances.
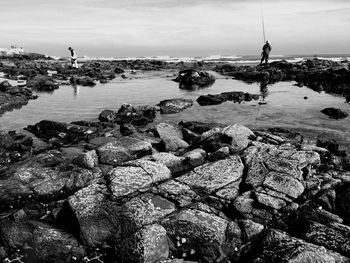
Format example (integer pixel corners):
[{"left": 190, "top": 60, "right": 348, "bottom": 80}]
[
  {"left": 260, "top": 81, "right": 269, "bottom": 101},
  {"left": 73, "top": 86, "right": 79, "bottom": 97}
]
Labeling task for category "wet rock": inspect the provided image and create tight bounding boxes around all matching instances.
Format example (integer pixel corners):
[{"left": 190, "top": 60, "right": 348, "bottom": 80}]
[
  {"left": 177, "top": 155, "right": 243, "bottom": 194},
  {"left": 158, "top": 98, "right": 193, "bottom": 114},
  {"left": 119, "top": 224, "right": 169, "bottom": 263},
  {"left": 25, "top": 120, "right": 97, "bottom": 145},
  {"left": 0, "top": 86, "right": 37, "bottom": 116},
  {"left": 321, "top": 107, "right": 348, "bottom": 119},
  {"left": 26, "top": 75, "right": 59, "bottom": 91},
  {"left": 115, "top": 103, "right": 157, "bottom": 126},
  {"left": 97, "top": 136, "right": 152, "bottom": 165},
  {"left": 197, "top": 91, "right": 259, "bottom": 106},
  {"left": 250, "top": 229, "right": 349, "bottom": 263},
  {"left": 99, "top": 109, "right": 117, "bottom": 122},
  {"left": 197, "top": 94, "right": 226, "bottom": 106},
  {"left": 174, "top": 69, "right": 215, "bottom": 89},
  {"left": 108, "top": 160, "right": 171, "bottom": 198},
  {"left": 0, "top": 80, "right": 11, "bottom": 92},
  {"left": 70, "top": 75, "right": 95, "bottom": 86},
  {"left": 179, "top": 121, "right": 221, "bottom": 135}
]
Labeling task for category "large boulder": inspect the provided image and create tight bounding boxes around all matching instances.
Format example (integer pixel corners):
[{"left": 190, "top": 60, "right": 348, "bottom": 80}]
[
  {"left": 154, "top": 123, "right": 189, "bottom": 152},
  {"left": 115, "top": 103, "right": 157, "bottom": 126}
]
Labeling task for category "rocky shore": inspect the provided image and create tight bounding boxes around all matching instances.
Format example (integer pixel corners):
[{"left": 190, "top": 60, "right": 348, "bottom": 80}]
[{"left": 0, "top": 54, "right": 350, "bottom": 262}]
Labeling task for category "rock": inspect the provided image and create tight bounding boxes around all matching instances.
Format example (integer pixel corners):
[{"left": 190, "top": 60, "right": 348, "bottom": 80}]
[
  {"left": 156, "top": 180, "right": 200, "bottom": 207},
  {"left": 197, "top": 91, "right": 259, "bottom": 106},
  {"left": 72, "top": 150, "right": 98, "bottom": 169},
  {"left": 179, "top": 121, "right": 221, "bottom": 135},
  {"left": 114, "top": 67, "right": 125, "bottom": 74},
  {"left": 31, "top": 221, "right": 80, "bottom": 263},
  {"left": 221, "top": 124, "right": 255, "bottom": 152},
  {"left": 115, "top": 103, "right": 157, "bottom": 126},
  {"left": 158, "top": 98, "right": 193, "bottom": 114},
  {"left": 0, "top": 80, "right": 11, "bottom": 92},
  {"left": 66, "top": 183, "right": 121, "bottom": 247},
  {"left": 26, "top": 75, "right": 59, "bottom": 91},
  {"left": 0, "top": 153, "right": 101, "bottom": 209},
  {"left": 250, "top": 229, "right": 349, "bottom": 263},
  {"left": 108, "top": 160, "right": 171, "bottom": 198},
  {"left": 197, "top": 94, "right": 226, "bottom": 106},
  {"left": 243, "top": 142, "right": 320, "bottom": 202},
  {"left": 97, "top": 136, "right": 152, "bottom": 165},
  {"left": 162, "top": 209, "right": 241, "bottom": 262},
  {"left": 177, "top": 155, "right": 243, "bottom": 194},
  {"left": 154, "top": 123, "right": 189, "bottom": 152},
  {"left": 119, "top": 224, "right": 169, "bottom": 263},
  {"left": 70, "top": 75, "right": 96, "bottom": 86},
  {"left": 321, "top": 107, "right": 348, "bottom": 119},
  {"left": 174, "top": 69, "right": 215, "bottom": 89},
  {"left": 99, "top": 109, "right": 117, "bottom": 122},
  {"left": 209, "top": 146, "right": 230, "bottom": 162},
  {"left": 120, "top": 193, "right": 176, "bottom": 233}
]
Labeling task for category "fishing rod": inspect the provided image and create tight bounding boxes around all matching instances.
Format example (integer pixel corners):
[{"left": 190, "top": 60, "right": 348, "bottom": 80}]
[{"left": 261, "top": 0, "right": 266, "bottom": 42}]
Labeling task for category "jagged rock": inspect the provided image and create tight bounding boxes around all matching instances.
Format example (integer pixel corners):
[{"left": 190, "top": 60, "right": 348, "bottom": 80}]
[
  {"left": 243, "top": 142, "right": 320, "bottom": 202},
  {"left": 174, "top": 69, "right": 215, "bottom": 89},
  {"left": 154, "top": 123, "right": 189, "bottom": 152},
  {"left": 72, "top": 150, "right": 98, "bottom": 169},
  {"left": 26, "top": 75, "right": 59, "bottom": 91},
  {"left": 119, "top": 224, "right": 169, "bottom": 263},
  {"left": 0, "top": 80, "right": 11, "bottom": 91},
  {"left": 156, "top": 180, "right": 200, "bottom": 207},
  {"left": 66, "top": 183, "right": 121, "bottom": 247},
  {"left": 70, "top": 75, "right": 95, "bottom": 86},
  {"left": 115, "top": 103, "right": 157, "bottom": 126},
  {"left": 162, "top": 209, "right": 242, "bottom": 262},
  {"left": 0, "top": 153, "right": 101, "bottom": 210},
  {"left": 108, "top": 160, "right": 171, "bottom": 198},
  {"left": 177, "top": 155, "right": 243, "bottom": 194},
  {"left": 158, "top": 98, "right": 193, "bottom": 114},
  {"left": 250, "top": 229, "right": 349, "bottom": 262},
  {"left": 25, "top": 120, "right": 97, "bottom": 145},
  {"left": 97, "top": 136, "right": 152, "bottom": 165},
  {"left": 321, "top": 107, "right": 348, "bottom": 119},
  {"left": 120, "top": 193, "right": 176, "bottom": 233}
]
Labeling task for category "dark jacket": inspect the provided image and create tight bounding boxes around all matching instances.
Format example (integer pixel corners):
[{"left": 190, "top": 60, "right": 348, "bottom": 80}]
[{"left": 262, "top": 43, "right": 272, "bottom": 55}]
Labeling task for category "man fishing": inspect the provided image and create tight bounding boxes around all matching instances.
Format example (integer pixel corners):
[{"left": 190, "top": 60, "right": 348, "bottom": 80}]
[
  {"left": 260, "top": 41, "right": 272, "bottom": 65},
  {"left": 68, "top": 47, "right": 78, "bottom": 68}
]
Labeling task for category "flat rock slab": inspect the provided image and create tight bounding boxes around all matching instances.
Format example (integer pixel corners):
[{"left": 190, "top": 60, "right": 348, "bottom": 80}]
[
  {"left": 108, "top": 160, "right": 171, "bottom": 198},
  {"left": 177, "top": 155, "right": 243, "bottom": 194},
  {"left": 97, "top": 136, "right": 152, "bottom": 165},
  {"left": 158, "top": 98, "right": 193, "bottom": 114}
]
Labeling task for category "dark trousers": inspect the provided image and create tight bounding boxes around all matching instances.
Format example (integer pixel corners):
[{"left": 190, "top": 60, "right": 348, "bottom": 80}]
[{"left": 260, "top": 53, "right": 269, "bottom": 64}]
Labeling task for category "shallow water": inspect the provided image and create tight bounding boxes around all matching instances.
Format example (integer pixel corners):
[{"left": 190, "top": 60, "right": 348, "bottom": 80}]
[{"left": 1, "top": 70, "right": 349, "bottom": 148}]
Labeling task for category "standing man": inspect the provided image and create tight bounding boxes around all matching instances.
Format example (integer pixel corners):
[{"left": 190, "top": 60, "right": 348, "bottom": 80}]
[
  {"left": 68, "top": 47, "right": 78, "bottom": 68},
  {"left": 260, "top": 41, "right": 272, "bottom": 65}
]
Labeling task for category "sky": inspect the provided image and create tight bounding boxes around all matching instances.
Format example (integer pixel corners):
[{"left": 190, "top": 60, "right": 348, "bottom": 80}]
[{"left": 1, "top": 0, "right": 350, "bottom": 57}]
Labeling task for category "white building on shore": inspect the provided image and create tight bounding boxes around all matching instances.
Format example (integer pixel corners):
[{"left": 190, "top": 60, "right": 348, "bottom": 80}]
[{"left": 0, "top": 46, "right": 25, "bottom": 55}]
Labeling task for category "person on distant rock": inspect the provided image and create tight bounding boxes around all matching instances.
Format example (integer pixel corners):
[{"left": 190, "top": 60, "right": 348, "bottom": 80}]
[
  {"left": 68, "top": 47, "right": 78, "bottom": 68},
  {"left": 260, "top": 41, "right": 272, "bottom": 65}
]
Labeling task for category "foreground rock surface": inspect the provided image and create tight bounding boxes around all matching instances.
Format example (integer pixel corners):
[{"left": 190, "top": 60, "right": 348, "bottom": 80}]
[{"left": 1, "top": 119, "right": 350, "bottom": 262}]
